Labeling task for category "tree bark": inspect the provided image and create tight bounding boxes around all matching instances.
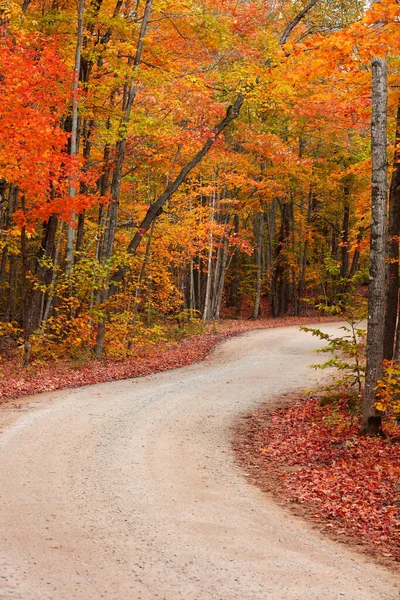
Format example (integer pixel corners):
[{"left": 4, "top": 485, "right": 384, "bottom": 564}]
[
  {"left": 272, "top": 201, "right": 292, "bottom": 316},
  {"left": 202, "top": 190, "right": 216, "bottom": 322},
  {"left": 127, "top": 219, "right": 156, "bottom": 350},
  {"left": 362, "top": 57, "right": 388, "bottom": 436},
  {"left": 212, "top": 236, "right": 229, "bottom": 320},
  {"left": 340, "top": 202, "right": 350, "bottom": 279},
  {"left": 253, "top": 211, "right": 264, "bottom": 318},
  {"left": 383, "top": 98, "right": 400, "bottom": 360},
  {"left": 66, "top": 0, "right": 85, "bottom": 277},
  {"left": 102, "top": 0, "right": 153, "bottom": 262}
]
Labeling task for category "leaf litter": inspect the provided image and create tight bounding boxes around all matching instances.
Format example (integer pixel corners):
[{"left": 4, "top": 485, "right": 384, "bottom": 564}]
[{"left": 234, "top": 394, "right": 400, "bottom": 566}]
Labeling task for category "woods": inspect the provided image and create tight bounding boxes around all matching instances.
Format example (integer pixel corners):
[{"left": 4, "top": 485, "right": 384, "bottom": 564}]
[{"left": 0, "top": 0, "right": 399, "bottom": 424}]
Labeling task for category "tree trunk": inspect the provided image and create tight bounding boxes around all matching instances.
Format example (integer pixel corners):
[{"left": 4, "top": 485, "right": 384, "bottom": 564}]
[
  {"left": 298, "top": 185, "right": 315, "bottom": 315},
  {"left": 340, "top": 202, "right": 350, "bottom": 279},
  {"left": 42, "top": 223, "right": 64, "bottom": 324},
  {"left": 362, "top": 57, "right": 388, "bottom": 436},
  {"left": 253, "top": 211, "right": 264, "bottom": 318},
  {"left": 202, "top": 190, "right": 215, "bottom": 322},
  {"left": 94, "top": 0, "right": 153, "bottom": 357},
  {"left": 66, "top": 0, "right": 85, "bottom": 277},
  {"left": 127, "top": 219, "right": 156, "bottom": 350},
  {"left": 383, "top": 98, "right": 400, "bottom": 360},
  {"left": 213, "top": 236, "right": 229, "bottom": 320},
  {"left": 348, "top": 227, "right": 364, "bottom": 279},
  {"left": 272, "top": 201, "right": 292, "bottom": 316}
]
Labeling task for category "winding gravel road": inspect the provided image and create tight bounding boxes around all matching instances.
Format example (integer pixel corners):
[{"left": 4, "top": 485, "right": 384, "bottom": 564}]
[{"left": 1, "top": 323, "right": 399, "bottom": 600}]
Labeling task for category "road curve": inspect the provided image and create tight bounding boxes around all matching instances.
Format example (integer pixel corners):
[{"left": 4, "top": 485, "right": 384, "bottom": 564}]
[{"left": 0, "top": 323, "right": 399, "bottom": 600}]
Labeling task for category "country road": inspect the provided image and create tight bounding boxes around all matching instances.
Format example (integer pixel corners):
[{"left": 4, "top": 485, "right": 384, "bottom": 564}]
[{"left": 0, "top": 323, "right": 399, "bottom": 600}]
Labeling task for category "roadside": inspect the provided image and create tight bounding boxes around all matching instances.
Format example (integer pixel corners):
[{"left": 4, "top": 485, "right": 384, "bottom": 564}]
[{"left": 233, "top": 392, "right": 400, "bottom": 570}]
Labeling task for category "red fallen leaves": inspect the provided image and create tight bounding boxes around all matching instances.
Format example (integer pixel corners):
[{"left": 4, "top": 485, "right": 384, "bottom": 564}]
[
  {"left": 260, "top": 397, "right": 400, "bottom": 561},
  {"left": 0, "top": 316, "right": 336, "bottom": 402}
]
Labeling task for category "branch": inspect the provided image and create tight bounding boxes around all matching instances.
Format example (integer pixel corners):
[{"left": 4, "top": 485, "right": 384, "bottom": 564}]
[
  {"left": 109, "top": 93, "right": 244, "bottom": 294},
  {"left": 21, "top": 0, "right": 32, "bottom": 14},
  {"left": 280, "top": 0, "right": 320, "bottom": 45}
]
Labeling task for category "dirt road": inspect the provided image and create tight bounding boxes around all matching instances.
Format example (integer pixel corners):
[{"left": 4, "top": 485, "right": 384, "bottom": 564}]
[{"left": 0, "top": 323, "right": 399, "bottom": 600}]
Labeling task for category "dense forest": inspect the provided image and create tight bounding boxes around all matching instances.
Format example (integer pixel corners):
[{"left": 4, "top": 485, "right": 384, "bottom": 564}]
[{"left": 0, "top": 0, "right": 399, "bottom": 418}]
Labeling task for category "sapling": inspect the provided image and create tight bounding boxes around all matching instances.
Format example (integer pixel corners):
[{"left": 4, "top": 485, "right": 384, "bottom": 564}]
[{"left": 301, "top": 297, "right": 367, "bottom": 398}]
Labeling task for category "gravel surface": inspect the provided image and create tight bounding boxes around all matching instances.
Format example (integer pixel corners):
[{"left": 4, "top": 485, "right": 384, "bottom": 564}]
[{"left": 0, "top": 323, "right": 399, "bottom": 600}]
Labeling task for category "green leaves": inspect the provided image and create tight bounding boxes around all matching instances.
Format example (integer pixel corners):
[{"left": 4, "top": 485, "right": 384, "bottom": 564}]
[{"left": 301, "top": 309, "right": 366, "bottom": 393}]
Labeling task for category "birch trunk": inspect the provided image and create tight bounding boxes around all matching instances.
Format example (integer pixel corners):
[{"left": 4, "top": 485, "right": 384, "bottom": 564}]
[{"left": 362, "top": 57, "right": 388, "bottom": 436}]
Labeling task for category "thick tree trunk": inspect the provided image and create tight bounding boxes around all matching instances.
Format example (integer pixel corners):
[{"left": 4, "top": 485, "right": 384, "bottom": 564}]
[
  {"left": 383, "top": 99, "right": 400, "bottom": 360},
  {"left": 362, "top": 57, "right": 388, "bottom": 436}
]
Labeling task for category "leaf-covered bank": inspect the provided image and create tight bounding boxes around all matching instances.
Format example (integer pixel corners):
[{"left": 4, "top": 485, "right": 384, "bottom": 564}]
[{"left": 234, "top": 394, "right": 400, "bottom": 565}]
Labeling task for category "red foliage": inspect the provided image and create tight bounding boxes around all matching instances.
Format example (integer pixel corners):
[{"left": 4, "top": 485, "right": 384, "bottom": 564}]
[
  {"left": 259, "top": 397, "right": 400, "bottom": 561},
  {"left": 0, "top": 32, "right": 71, "bottom": 221}
]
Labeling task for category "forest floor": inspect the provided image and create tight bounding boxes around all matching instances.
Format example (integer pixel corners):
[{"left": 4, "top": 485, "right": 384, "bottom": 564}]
[
  {"left": 234, "top": 393, "right": 400, "bottom": 569},
  {"left": 0, "top": 314, "right": 337, "bottom": 402}
]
